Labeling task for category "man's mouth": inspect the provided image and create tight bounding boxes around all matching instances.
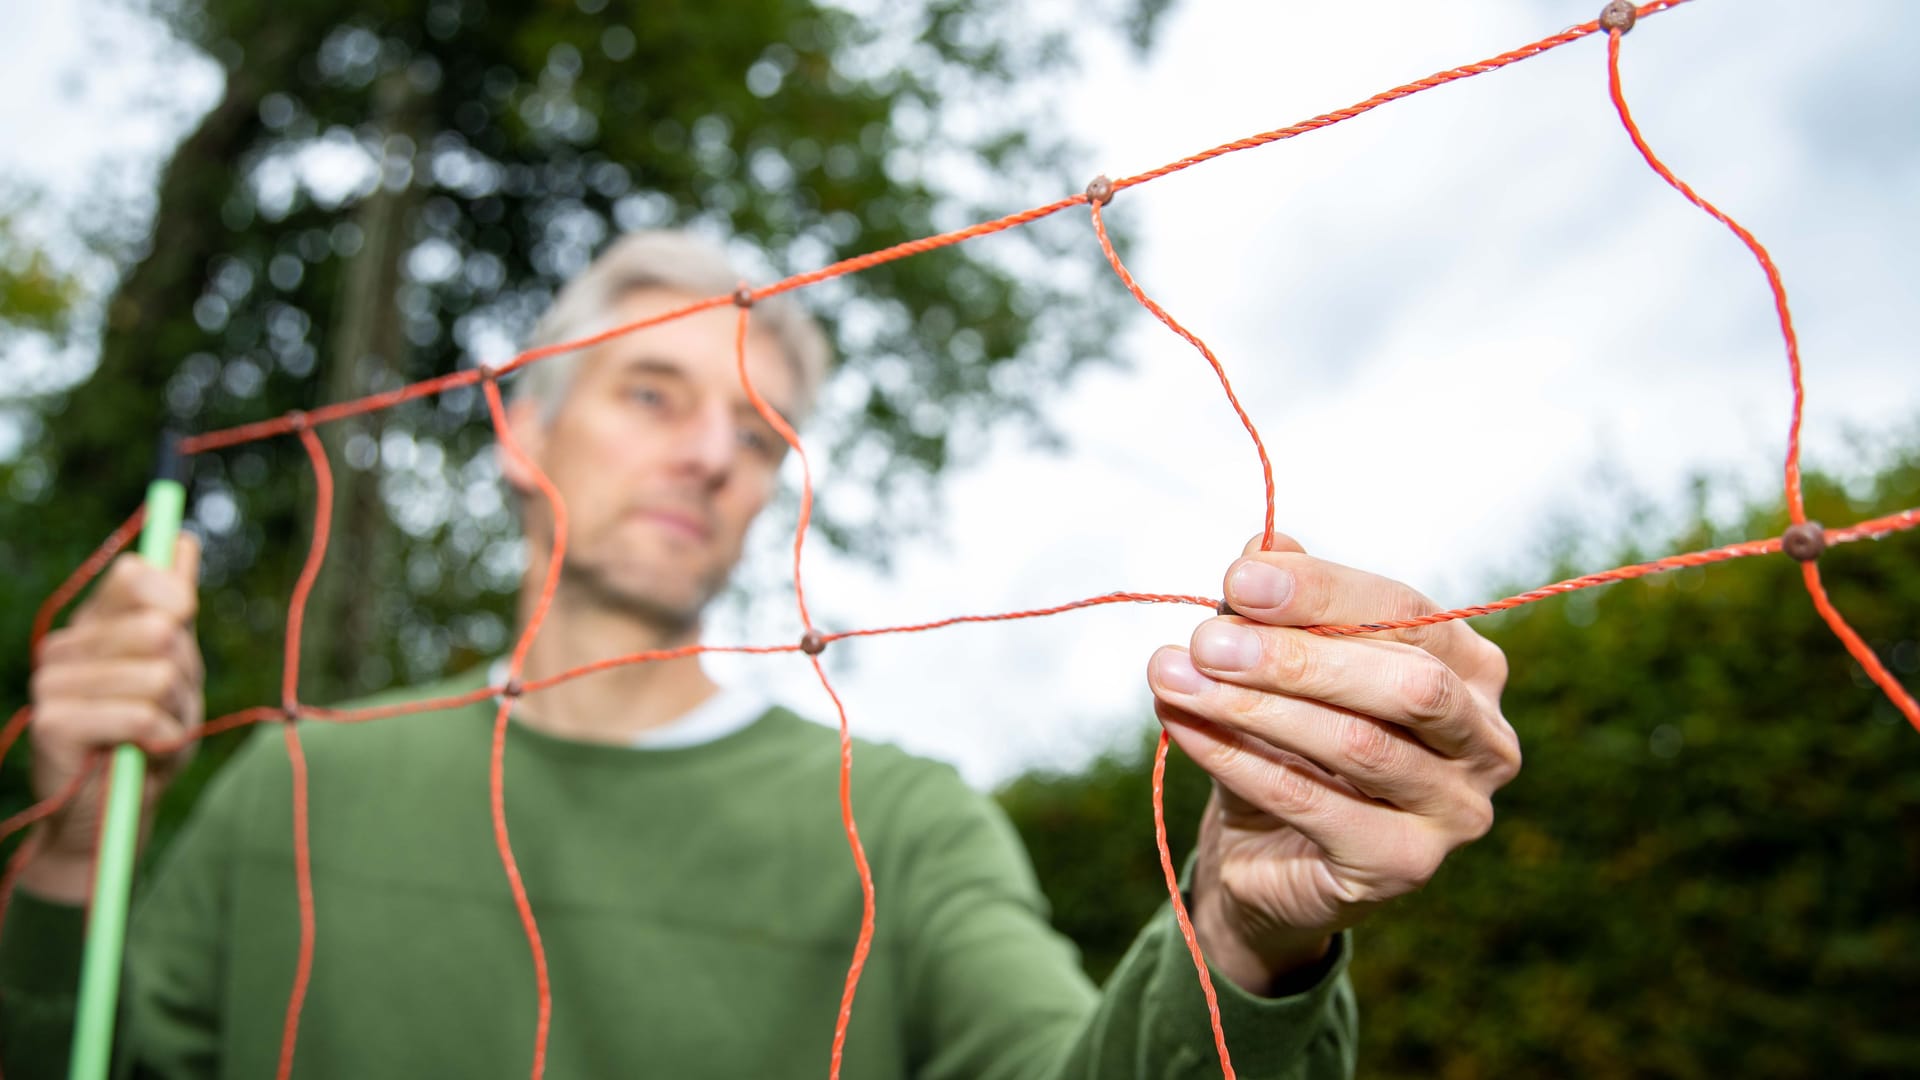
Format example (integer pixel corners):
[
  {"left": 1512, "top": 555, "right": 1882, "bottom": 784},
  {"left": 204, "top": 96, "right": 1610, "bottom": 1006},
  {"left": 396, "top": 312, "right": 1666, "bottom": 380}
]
[{"left": 629, "top": 507, "right": 712, "bottom": 542}]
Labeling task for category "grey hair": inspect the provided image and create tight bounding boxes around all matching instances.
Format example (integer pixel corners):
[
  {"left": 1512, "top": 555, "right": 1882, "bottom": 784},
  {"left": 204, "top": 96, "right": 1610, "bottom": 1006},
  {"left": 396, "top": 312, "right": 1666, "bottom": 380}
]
[{"left": 515, "top": 230, "right": 832, "bottom": 423}]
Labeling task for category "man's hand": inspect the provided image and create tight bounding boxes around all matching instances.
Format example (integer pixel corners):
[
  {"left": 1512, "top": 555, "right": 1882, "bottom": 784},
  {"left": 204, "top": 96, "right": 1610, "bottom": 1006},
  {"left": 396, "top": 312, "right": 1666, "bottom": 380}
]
[
  {"left": 19, "top": 535, "right": 205, "bottom": 904},
  {"left": 1147, "top": 533, "right": 1520, "bottom": 996}
]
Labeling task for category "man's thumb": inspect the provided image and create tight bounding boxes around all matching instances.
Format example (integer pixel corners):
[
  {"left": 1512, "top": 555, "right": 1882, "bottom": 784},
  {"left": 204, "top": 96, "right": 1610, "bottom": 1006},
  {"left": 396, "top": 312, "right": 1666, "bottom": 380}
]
[{"left": 172, "top": 530, "right": 204, "bottom": 588}]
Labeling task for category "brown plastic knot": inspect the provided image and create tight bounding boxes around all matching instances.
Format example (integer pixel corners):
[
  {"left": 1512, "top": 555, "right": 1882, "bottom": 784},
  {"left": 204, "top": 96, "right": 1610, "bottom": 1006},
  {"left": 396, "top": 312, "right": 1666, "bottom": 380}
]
[
  {"left": 284, "top": 410, "right": 309, "bottom": 432},
  {"left": 501, "top": 677, "right": 524, "bottom": 699},
  {"left": 732, "top": 285, "right": 755, "bottom": 308},
  {"left": 1216, "top": 598, "right": 1235, "bottom": 617},
  {"left": 281, "top": 700, "right": 300, "bottom": 722},
  {"left": 1781, "top": 521, "right": 1827, "bottom": 563},
  {"left": 799, "top": 629, "right": 828, "bottom": 656},
  {"left": 1085, "top": 174, "right": 1115, "bottom": 207},
  {"left": 1598, "top": 0, "right": 1636, "bottom": 33}
]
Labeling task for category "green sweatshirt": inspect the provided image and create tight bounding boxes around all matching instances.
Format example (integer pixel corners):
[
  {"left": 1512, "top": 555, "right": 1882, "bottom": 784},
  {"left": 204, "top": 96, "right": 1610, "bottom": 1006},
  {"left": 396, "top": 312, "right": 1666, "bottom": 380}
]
[{"left": 0, "top": 665, "right": 1355, "bottom": 1078}]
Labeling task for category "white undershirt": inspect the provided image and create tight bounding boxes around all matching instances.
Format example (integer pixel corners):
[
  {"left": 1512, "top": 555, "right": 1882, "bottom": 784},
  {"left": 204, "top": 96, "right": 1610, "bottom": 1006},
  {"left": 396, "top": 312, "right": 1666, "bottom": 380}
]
[{"left": 488, "top": 657, "right": 769, "bottom": 749}]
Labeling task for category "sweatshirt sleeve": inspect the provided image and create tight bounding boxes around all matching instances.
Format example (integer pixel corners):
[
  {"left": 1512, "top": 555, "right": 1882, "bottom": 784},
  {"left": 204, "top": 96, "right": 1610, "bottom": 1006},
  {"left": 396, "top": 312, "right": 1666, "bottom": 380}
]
[
  {"left": 896, "top": 763, "right": 1357, "bottom": 1080},
  {"left": 0, "top": 731, "right": 266, "bottom": 1080},
  {"left": 0, "top": 887, "right": 88, "bottom": 1079}
]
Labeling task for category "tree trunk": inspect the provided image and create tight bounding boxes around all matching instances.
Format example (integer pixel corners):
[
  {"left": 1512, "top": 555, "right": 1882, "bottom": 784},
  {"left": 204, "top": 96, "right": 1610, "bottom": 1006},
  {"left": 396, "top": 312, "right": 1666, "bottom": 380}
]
[{"left": 303, "top": 73, "right": 426, "bottom": 702}]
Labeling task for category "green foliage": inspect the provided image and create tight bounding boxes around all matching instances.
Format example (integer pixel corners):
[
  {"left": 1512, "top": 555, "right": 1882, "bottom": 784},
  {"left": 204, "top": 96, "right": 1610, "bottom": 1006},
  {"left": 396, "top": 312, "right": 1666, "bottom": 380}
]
[
  {"left": 0, "top": 0, "right": 1161, "bottom": 831},
  {"left": 998, "top": 443, "right": 1920, "bottom": 1077},
  {"left": 0, "top": 210, "right": 83, "bottom": 347},
  {"left": 997, "top": 733, "right": 1213, "bottom": 981}
]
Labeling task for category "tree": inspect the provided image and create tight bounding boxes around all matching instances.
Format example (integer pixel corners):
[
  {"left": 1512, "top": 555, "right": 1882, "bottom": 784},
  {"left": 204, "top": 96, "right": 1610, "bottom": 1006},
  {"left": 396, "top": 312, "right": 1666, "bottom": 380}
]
[
  {"left": 1, "top": 0, "right": 1168, "bottom": 836},
  {"left": 998, "top": 440, "right": 1920, "bottom": 1076}
]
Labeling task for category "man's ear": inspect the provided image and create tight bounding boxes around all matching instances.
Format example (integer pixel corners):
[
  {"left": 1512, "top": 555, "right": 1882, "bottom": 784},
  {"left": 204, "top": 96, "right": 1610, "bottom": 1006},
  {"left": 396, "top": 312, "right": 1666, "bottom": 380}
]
[{"left": 497, "top": 394, "right": 548, "bottom": 497}]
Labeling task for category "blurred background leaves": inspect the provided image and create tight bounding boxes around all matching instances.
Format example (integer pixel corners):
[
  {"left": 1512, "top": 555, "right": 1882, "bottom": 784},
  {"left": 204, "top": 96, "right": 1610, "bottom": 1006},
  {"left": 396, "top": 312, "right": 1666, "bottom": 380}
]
[{"left": 1, "top": 0, "right": 1161, "bottom": 770}]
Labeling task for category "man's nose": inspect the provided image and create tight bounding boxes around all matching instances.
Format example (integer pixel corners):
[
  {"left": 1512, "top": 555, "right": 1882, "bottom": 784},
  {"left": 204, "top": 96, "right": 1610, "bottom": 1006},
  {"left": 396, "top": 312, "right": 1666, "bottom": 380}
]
[{"left": 673, "top": 402, "right": 738, "bottom": 484}]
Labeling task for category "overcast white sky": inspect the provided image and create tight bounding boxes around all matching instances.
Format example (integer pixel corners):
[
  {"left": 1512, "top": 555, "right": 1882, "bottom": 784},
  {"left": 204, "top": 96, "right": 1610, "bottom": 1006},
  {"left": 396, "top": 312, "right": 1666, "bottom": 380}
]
[{"left": 4, "top": 1, "right": 1916, "bottom": 786}]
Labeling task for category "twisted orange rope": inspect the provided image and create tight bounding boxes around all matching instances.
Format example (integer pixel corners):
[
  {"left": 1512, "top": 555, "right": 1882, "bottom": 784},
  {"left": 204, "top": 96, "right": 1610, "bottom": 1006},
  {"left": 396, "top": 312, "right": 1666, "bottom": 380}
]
[{"left": 4, "top": 4, "right": 1916, "bottom": 1079}]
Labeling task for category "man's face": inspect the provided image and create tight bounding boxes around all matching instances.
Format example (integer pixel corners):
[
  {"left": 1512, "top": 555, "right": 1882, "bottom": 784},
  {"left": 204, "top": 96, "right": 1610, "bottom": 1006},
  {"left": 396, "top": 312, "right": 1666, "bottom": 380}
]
[{"left": 504, "top": 287, "right": 799, "bottom": 632}]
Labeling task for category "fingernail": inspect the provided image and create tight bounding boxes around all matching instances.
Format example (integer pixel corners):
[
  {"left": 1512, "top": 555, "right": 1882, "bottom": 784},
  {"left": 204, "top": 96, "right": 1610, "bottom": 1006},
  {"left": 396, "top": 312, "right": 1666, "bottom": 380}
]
[
  {"left": 1191, "top": 621, "right": 1261, "bottom": 672},
  {"left": 1152, "top": 649, "right": 1211, "bottom": 696},
  {"left": 1228, "top": 561, "right": 1293, "bottom": 610}
]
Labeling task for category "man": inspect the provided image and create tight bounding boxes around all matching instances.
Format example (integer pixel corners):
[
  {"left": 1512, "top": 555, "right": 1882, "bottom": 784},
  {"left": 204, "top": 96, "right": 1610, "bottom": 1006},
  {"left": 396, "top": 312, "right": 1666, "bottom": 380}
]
[{"left": 1, "top": 231, "right": 1519, "bottom": 1077}]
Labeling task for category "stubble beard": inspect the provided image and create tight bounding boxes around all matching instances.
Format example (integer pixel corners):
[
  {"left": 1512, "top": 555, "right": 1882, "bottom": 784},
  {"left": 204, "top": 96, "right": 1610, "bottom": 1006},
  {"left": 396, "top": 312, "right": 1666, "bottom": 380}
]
[{"left": 556, "top": 548, "right": 724, "bottom": 640}]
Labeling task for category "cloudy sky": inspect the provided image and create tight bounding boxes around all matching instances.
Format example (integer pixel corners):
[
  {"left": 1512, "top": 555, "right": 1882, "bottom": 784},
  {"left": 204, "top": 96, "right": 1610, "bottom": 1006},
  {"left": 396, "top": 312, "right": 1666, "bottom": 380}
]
[{"left": 5, "top": 1, "right": 1916, "bottom": 786}]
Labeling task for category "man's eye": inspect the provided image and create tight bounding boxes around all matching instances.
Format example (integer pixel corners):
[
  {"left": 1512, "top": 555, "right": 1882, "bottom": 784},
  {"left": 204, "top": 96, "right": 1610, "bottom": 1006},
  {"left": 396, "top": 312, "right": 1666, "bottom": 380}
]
[
  {"left": 739, "top": 427, "right": 781, "bottom": 457},
  {"left": 627, "top": 386, "right": 666, "bottom": 407}
]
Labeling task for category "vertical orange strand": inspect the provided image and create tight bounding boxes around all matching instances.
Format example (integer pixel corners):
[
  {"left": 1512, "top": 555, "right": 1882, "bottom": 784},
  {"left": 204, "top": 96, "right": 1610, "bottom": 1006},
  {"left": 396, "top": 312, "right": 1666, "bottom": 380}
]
[
  {"left": 1800, "top": 562, "right": 1920, "bottom": 731},
  {"left": 814, "top": 656, "right": 877, "bottom": 1079},
  {"left": 276, "top": 724, "right": 316, "bottom": 1080},
  {"left": 265, "top": 424, "right": 334, "bottom": 1079},
  {"left": 732, "top": 303, "right": 817, "bottom": 625},
  {"left": 732, "top": 304, "right": 875, "bottom": 1078},
  {"left": 1089, "top": 202, "right": 1277, "bottom": 551},
  {"left": 1153, "top": 731, "right": 1235, "bottom": 1077},
  {"left": 284, "top": 426, "right": 334, "bottom": 708},
  {"left": 1605, "top": 30, "right": 1808, "bottom": 523},
  {"left": 482, "top": 377, "right": 559, "bottom": 1080},
  {"left": 1606, "top": 31, "right": 1915, "bottom": 721}
]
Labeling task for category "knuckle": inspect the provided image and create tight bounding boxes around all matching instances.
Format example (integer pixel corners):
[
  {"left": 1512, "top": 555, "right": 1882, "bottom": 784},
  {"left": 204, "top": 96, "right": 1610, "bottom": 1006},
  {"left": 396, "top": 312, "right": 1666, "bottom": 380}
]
[
  {"left": 1388, "top": 840, "right": 1445, "bottom": 891},
  {"left": 1389, "top": 586, "right": 1436, "bottom": 623},
  {"left": 37, "top": 626, "right": 76, "bottom": 658},
  {"left": 28, "top": 666, "right": 57, "bottom": 704},
  {"left": 133, "top": 611, "right": 176, "bottom": 652},
  {"left": 26, "top": 699, "right": 65, "bottom": 733},
  {"left": 1395, "top": 620, "right": 1441, "bottom": 653},
  {"left": 1269, "top": 632, "right": 1316, "bottom": 689},
  {"left": 1459, "top": 796, "right": 1496, "bottom": 843},
  {"left": 1287, "top": 561, "right": 1332, "bottom": 621},
  {"left": 105, "top": 556, "right": 147, "bottom": 596},
  {"left": 1339, "top": 718, "right": 1405, "bottom": 780},
  {"left": 1399, "top": 654, "right": 1458, "bottom": 723},
  {"left": 1197, "top": 723, "right": 1254, "bottom": 779},
  {"left": 1491, "top": 732, "right": 1524, "bottom": 785},
  {"left": 1477, "top": 636, "right": 1510, "bottom": 688},
  {"left": 1266, "top": 755, "right": 1325, "bottom": 817},
  {"left": 138, "top": 659, "right": 177, "bottom": 700},
  {"left": 1405, "top": 854, "right": 1442, "bottom": 891},
  {"left": 134, "top": 702, "right": 172, "bottom": 741}
]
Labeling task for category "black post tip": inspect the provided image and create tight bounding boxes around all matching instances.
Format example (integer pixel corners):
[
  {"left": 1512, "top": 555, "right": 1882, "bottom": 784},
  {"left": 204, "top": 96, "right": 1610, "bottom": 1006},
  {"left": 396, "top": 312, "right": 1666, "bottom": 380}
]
[{"left": 154, "top": 430, "right": 191, "bottom": 486}]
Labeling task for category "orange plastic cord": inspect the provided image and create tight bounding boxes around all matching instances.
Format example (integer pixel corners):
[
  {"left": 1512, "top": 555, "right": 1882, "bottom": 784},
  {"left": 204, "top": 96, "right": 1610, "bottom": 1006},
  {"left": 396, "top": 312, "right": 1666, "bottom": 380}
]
[
  {"left": 733, "top": 304, "right": 877, "bottom": 1080},
  {"left": 1605, "top": 25, "right": 1919, "bottom": 730},
  {"left": 10, "top": 5, "right": 1920, "bottom": 1079},
  {"left": 481, "top": 375, "right": 561, "bottom": 1080},
  {"left": 1154, "top": 730, "right": 1236, "bottom": 1077}
]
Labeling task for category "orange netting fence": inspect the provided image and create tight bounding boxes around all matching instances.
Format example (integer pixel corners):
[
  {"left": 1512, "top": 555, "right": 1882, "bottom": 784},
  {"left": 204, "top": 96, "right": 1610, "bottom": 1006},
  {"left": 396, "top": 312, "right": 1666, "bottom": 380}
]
[{"left": 4, "top": 2, "right": 1917, "bottom": 1078}]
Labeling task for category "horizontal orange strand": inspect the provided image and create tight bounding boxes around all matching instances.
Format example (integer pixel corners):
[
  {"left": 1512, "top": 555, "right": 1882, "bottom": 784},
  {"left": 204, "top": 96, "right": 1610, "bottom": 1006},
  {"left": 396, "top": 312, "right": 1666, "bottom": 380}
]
[
  {"left": 1115, "top": 0, "right": 1694, "bottom": 193},
  {"left": 169, "top": 5, "right": 1694, "bottom": 462}
]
